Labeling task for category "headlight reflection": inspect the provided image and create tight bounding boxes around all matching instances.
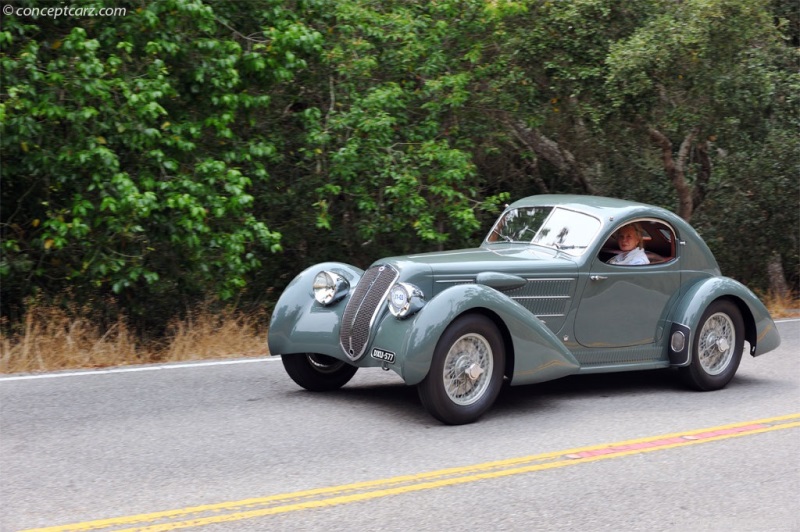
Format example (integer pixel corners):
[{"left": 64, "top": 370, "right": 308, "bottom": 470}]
[
  {"left": 388, "top": 282, "right": 425, "bottom": 318},
  {"left": 312, "top": 271, "right": 349, "bottom": 306}
]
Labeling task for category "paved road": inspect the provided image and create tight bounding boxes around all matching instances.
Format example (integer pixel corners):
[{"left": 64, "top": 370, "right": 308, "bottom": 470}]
[{"left": 2, "top": 320, "right": 798, "bottom": 532}]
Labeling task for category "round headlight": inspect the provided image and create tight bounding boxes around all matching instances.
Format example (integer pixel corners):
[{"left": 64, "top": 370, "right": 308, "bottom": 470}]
[
  {"left": 312, "top": 271, "right": 349, "bottom": 306},
  {"left": 389, "top": 284, "right": 409, "bottom": 310},
  {"left": 388, "top": 282, "right": 425, "bottom": 318}
]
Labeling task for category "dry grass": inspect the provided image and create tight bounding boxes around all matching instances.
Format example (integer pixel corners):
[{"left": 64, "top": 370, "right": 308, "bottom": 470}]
[
  {"left": 163, "top": 308, "right": 269, "bottom": 362},
  {"left": 1, "top": 291, "right": 796, "bottom": 375},
  {"left": 761, "top": 290, "right": 800, "bottom": 319},
  {"left": 0, "top": 303, "right": 268, "bottom": 374}
]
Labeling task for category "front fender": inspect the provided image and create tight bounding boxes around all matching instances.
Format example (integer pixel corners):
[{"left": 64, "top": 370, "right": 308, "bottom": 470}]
[
  {"left": 371, "top": 284, "right": 580, "bottom": 386},
  {"left": 667, "top": 277, "right": 781, "bottom": 366},
  {"left": 267, "top": 262, "right": 364, "bottom": 359}
]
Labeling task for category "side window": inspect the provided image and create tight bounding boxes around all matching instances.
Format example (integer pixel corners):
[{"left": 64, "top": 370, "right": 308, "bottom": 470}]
[{"left": 599, "top": 219, "right": 676, "bottom": 266}]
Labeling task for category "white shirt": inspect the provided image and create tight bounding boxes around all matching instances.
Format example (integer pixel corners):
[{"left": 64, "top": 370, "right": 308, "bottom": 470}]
[{"left": 608, "top": 247, "right": 650, "bottom": 266}]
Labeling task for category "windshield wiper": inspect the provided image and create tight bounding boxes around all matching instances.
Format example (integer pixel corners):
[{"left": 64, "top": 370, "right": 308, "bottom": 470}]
[{"left": 491, "top": 228, "right": 512, "bottom": 242}]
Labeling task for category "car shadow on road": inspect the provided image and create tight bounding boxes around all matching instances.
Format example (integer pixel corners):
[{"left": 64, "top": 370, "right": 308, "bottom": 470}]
[
  {"left": 287, "top": 368, "right": 680, "bottom": 421},
  {"left": 281, "top": 366, "right": 784, "bottom": 424},
  {"left": 491, "top": 369, "right": 680, "bottom": 412},
  {"left": 490, "top": 367, "right": 787, "bottom": 420}
]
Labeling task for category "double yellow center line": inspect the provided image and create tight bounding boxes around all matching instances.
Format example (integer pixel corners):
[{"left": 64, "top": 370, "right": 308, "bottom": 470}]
[{"left": 25, "top": 413, "right": 800, "bottom": 532}]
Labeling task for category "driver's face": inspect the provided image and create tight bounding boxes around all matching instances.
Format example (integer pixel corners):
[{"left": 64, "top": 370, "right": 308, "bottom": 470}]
[{"left": 617, "top": 226, "right": 639, "bottom": 251}]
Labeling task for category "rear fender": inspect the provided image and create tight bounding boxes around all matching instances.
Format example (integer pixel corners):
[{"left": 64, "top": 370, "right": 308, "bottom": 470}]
[
  {"left": 666, "top": 277, "right": 781, "bottom": 366},
  {"left": 372, "top": 284, "right": 580, "bottom": 386}
]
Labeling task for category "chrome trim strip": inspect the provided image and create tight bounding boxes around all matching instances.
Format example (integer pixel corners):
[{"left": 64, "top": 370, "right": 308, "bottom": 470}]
[
  {"left": 437, "top": 277, "right": 575, "bottom": 284},
  {"left": 367, "top": 271, "right": 397, "bottom": 330},
  {"left": 512, "top": 295, "right": 570, "bottom": 300}
]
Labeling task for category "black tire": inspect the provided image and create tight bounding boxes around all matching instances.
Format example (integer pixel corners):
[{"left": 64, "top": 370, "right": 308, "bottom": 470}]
[
  {"left": 418, "top": 314, "right": 505, "bottom": 425},
  {"left": 281, "top": 353, "right": 358, "bottom": 392},
  {"left": 679, "top": 300, "right": 744, "bottom": 391}
]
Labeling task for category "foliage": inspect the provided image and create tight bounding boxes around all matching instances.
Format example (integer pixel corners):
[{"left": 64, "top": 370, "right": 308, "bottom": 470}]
[
  {"left": 1, "top": 0, "right": 797, "bottom": 338},
  {"left": 1, "top": 0, "right": 312, "bottom": 328},
  {"left": 299, "top": 0, "right": 510, "bottom": 260}
]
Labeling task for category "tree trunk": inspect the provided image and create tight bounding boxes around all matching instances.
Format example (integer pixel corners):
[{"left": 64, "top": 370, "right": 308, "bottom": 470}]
[
  {"left": 509, "top": 120, "right": 596, "bottom": 195},
  {"left": 767, "top": 251, "right": 790, "bottom": 299},
  {"left": 692, "top": 140, "right": 711, "bottom": 210},
  {"left": 648, "top": 126, "right": 697, "bottom": 221}
]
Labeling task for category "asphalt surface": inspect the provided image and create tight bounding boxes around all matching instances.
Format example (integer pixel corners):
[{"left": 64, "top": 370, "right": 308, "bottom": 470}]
[{"left": 1, "top": 319, "right": 798, "bottom": 532}]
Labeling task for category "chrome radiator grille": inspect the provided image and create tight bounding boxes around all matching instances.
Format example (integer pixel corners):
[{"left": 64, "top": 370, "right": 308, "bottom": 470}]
[{"left": 339, "top": 264, "right": 398, "bottom": 360}]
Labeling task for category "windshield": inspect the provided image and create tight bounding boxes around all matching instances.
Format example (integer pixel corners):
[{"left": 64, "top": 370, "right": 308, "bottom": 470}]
[{"left": 486, "top": 206, "right": 601, "bottom": 256}]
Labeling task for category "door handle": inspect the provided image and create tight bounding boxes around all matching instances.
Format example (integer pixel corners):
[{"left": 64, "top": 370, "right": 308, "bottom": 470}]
[{"left": 590, "top": 275, "right": 608, "bottom": 281}]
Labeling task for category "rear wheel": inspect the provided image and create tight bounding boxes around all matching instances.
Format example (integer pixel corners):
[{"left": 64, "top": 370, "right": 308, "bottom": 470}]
[
  {"left": 680, "top": 300, "right": 744, "bottom": 391},
  {"left": 281, "top": 353, "right": 358, "bottom": 392},
  {"left": 418, "top": 314, "right": 505, "bottom": 425}
]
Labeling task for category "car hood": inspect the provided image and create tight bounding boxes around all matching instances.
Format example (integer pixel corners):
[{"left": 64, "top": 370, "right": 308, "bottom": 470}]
[{"left": 372, "top": 246, "right": 579, "bottom": 298}]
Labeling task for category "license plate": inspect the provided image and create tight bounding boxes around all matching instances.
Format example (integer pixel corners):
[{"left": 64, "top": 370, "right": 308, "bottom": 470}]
[{"left": 371, "top": 348, "right": 396, "bottom": 364}]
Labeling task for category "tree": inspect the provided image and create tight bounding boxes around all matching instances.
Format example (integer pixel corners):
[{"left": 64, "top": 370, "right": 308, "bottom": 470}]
[
  {"left": 2, "top": 0, "right": 795, "bottom": 339},
  {"left": 0, "top": 0, "right": 318, "bottom": 328},
  {"left": 285, "top": 0, "right": 511, "bottom": 265},
  {"left": 605, "top": 0, "right": 785, "bottom": 220}
]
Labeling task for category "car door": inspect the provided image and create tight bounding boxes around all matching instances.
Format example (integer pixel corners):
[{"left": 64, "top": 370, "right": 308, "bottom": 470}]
[
  {"left": 574, "top": 221, "right": 680, "bottom": 348},
  {"left": 574, "top": 260, "right": 680, "bottom": 347}
]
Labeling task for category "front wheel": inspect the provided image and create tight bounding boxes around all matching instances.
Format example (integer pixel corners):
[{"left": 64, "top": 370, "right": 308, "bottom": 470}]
[
  {"left": 281, "top": 353, "right": 358, "bottom": 392},
  {"left": 679, "top": 300, "right": 744, "bottom": 391},
  {"left": 418, "top": 314, "right": 505, "bottom": 425}
]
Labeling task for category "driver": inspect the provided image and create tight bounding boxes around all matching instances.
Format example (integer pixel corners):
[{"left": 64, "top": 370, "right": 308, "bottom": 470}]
[{"left": 608, "top": 223, "right": 650, "bottom": 265}]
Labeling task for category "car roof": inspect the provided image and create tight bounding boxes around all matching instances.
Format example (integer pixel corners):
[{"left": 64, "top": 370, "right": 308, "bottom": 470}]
[
  {"left": 508, "top": 194, "right": 686, "bottom": 224},
  {"left": 504, "top": 194, "right": 719, "bottom": 272}
]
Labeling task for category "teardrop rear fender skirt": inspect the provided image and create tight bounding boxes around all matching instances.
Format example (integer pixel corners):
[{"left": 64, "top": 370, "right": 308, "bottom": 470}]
[{"left": 667, "top": 277, "right": 781, "bottom": 364}]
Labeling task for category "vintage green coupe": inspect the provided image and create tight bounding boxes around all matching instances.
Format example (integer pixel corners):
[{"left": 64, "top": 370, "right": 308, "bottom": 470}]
[{"left": 268, "top": 195, "right": 781, "bottom": 424}]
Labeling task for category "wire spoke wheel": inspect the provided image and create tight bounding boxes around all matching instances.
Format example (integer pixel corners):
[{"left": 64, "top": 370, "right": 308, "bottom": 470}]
[
  {"left": 418, "top": 314, "right": 505, "bottom": 425},
  {"left": 697, "top": 312, "right": 736, "bottom": 376},
  {"left": 442, "top": 333, "right": 494, "bottom": 406},
  {"left": 680, "top": 300, "right": 744, "bottom": 391}
]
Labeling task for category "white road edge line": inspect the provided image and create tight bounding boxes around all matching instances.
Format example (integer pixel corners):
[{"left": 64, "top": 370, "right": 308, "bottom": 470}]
[
  {"left": 1, "top": 319, "right": 797, "bottom": 383},
  {"left": 0, "top": 357, "right": 278, "bottom": 382}
]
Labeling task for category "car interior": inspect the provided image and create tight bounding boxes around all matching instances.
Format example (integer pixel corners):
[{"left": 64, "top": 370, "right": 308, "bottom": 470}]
[{"left": 599, "top": 219, "right": 676, "bottom": 265}]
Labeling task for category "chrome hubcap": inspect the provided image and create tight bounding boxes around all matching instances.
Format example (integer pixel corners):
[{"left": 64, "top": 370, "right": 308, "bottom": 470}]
[
  {"left": 306, "top": 354, "right": 346, "bottom": 374},
  {"left": 465, "top": 363, "right": 484, "bottom": 381}
]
